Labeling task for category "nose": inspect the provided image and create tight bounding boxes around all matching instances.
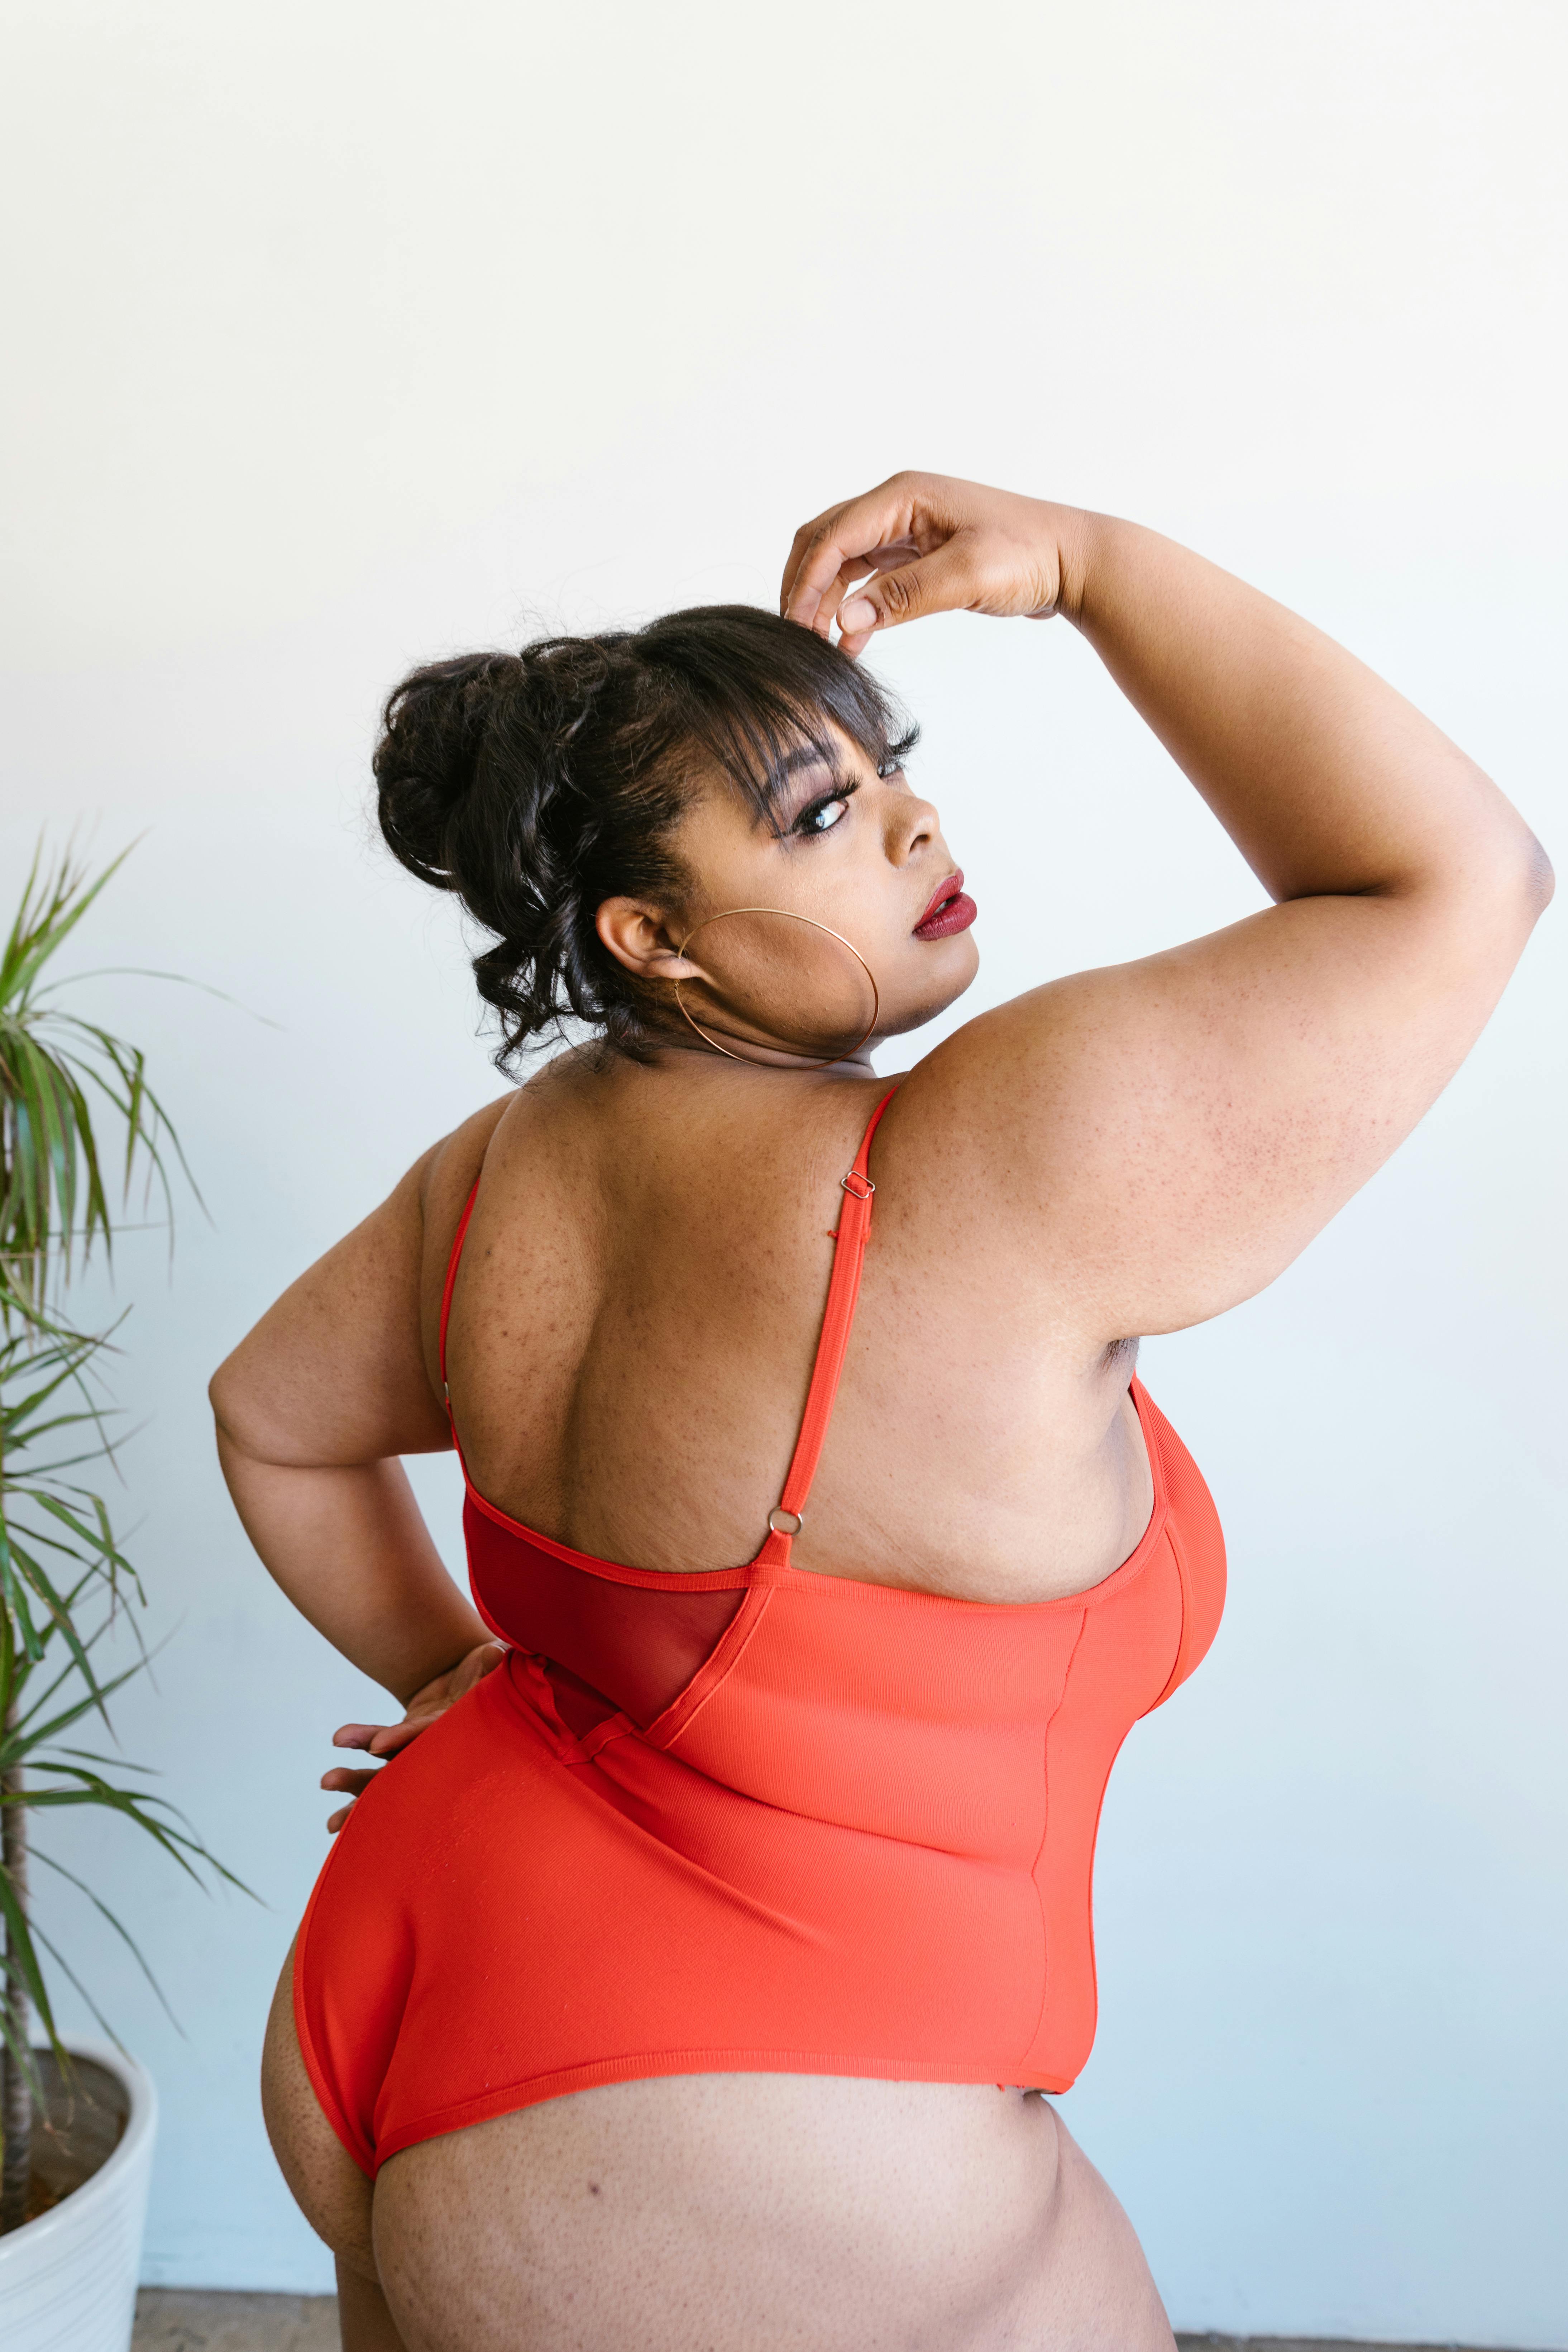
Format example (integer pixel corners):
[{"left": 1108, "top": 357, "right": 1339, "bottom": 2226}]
[{"left": 884, "top": 785, "right": 939, "bottom": 866}]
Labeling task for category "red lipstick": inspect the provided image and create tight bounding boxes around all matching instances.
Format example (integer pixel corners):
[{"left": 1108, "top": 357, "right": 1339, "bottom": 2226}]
[{"left": 913, "top": 870, "right": 978, "bottom": 940}]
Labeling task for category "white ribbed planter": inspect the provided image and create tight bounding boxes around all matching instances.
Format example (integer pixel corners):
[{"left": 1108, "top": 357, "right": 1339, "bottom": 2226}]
[{"left": 0, "top": 2039, "right": 157, "bottom": 2352}]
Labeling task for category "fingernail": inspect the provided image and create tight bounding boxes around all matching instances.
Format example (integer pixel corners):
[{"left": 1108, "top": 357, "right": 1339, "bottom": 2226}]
[{"left": 839, "top": 599, "right": 876, "bottom": 634}]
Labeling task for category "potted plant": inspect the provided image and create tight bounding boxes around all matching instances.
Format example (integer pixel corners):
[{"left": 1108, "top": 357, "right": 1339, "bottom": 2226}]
[{"left": 0, "top": 845, "right": 239, "bottom": 2351}]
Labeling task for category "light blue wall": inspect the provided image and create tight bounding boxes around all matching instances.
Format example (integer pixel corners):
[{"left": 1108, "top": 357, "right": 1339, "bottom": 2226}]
[{"left": 1, "top": 5, "right": 1564, "bottom": 2341}]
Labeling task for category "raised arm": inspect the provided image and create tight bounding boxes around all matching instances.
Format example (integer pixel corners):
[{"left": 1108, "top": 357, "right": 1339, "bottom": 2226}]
[{"left": 783, "top": 474, "right": 1552, "bottom": 1341}]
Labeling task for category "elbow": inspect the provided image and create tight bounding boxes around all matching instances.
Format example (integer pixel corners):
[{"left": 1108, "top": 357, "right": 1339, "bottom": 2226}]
[
  {"left": 208, "top": 1350, "right": 250, "bottom": 1449},
  {"left": 1523, "top": 831, "right": 1556, "bottom": 918},
  {"left": 1459, "top": 820, "right": 1555, "bottom": 943}
]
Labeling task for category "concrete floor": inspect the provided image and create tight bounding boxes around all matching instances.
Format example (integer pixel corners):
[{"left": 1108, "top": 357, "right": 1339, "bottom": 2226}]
[
  {"left": 133, "top": 2294, "right": 338, "bottom": 2351},
  {"left": 128, "top": 2297, "right": 1512, "bottom": 2351}
]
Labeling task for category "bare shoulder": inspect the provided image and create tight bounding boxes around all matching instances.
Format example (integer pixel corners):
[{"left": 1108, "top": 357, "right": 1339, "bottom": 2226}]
[
  {"left": 874, "top": 979, "right": 1092, "bottom": 1218},
  {"left": 418, "top": 1091, "right": 516, "bottom": 1257},
  {"left": 416, "top": 1048, "right": 610, "bottom": 1297},
  {"left": 871, "top": 967, "right": 1173, "bottom": 1350}
]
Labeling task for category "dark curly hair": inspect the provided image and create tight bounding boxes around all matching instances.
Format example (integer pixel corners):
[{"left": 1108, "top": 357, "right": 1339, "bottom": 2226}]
[{"left": 374, "top": 604, "right": 915, "bottom": 1066}]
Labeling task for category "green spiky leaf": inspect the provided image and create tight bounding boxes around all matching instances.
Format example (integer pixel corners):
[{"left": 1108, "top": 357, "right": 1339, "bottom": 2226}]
[{"left": 2, "top": 840, "right": 252, "bottom": 2155}]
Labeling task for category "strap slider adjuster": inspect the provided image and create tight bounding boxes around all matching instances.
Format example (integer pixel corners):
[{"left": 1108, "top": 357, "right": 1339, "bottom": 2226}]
[{"left": 840, "top": 1170, "right": 875, "bottom": 1203}]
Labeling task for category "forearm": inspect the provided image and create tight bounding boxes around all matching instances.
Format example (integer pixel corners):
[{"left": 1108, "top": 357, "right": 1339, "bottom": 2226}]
[
  {"left": 216, "top": 1429, "right": 490, "bottom": 1703},
  {"left": 1063, "top": 511, "right": 1547, "bottom": 910}
]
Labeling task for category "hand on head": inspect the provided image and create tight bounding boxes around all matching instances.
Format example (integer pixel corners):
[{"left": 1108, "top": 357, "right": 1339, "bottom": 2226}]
[{"left": 780, "top": 473, "right": 1087, "bottom": 654}]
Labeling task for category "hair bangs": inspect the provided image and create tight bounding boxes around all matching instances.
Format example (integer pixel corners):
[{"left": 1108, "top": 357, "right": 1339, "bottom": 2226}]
[{"left": 636, "top": 605, "right": 919, "bottom": 834}]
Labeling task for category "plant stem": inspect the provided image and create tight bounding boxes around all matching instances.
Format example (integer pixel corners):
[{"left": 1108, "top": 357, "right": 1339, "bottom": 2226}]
[{"left": 0, "top": 1738, "right": 30, "bottom": 2234}]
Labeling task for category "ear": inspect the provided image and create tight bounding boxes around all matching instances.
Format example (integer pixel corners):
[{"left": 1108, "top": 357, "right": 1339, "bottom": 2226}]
[{"left": 594, "top": 897, "right": 703, "bottom": 985}]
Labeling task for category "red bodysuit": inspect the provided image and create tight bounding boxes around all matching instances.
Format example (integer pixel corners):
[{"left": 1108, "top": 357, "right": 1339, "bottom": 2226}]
[{"left": 295, "top": 1090, "right": 1226, "bottom": 2175}]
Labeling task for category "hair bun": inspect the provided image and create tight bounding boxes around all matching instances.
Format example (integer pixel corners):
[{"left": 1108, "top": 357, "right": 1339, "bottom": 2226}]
[{"left": 373, "top": 651, "right": 524, "bottom": 890}]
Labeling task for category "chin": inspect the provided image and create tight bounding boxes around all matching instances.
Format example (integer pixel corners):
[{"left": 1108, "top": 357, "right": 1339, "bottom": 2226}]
[{"left": 881, "top": 943, "right": 980, "bottom": 1038}]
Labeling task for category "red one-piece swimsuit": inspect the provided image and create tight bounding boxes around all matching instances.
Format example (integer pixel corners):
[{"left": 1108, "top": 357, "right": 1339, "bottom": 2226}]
[{"left": 295, "top": 1088, "right": 1226, "bottom": 2175}]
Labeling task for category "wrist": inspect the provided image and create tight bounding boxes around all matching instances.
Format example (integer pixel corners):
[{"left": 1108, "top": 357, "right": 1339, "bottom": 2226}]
[
  {"left": 393, "top": 1619, "right": 494, "bottom": 1706},
  {"left": 1050, "top": 505, "right": 1105, "bottom": 628}
]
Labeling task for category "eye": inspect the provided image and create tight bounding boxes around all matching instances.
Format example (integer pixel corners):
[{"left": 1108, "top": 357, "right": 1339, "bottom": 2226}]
[{"left": 794, "top": 782, "right": 857, "bottom": 837}]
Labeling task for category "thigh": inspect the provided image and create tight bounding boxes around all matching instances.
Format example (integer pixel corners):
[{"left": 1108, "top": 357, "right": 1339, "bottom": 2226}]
[
  {"left": 260, "top": 1936, "right": 378, "bottom": 2280},
  {"left": 263, "top": 1942, "right": 412, "bottom": 2350},
  {"left": 335, "top": 2258, "right": 411, "bottom": 2352}
]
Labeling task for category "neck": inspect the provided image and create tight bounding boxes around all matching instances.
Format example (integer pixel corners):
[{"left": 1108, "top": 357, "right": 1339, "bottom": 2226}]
[{"left": 655, "top": 1032, "right": 879, "bottom": 1074}]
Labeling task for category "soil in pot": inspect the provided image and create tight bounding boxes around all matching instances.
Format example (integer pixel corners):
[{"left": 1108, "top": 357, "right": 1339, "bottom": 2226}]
[{"left": 9, "top": 2051, "right": 128, "bottom": 2228}]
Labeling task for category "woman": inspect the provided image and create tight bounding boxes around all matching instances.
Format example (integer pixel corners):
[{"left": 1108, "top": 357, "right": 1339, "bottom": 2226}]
[{"left": 212, "top": 474, "right": 1550, "bottom": 2352}]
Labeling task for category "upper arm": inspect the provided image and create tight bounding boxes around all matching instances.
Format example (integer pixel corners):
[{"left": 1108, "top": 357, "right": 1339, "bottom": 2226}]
[
  {"left": 907, "top": 851, "right": 1549, "bottom": 1345},
  {"left": 210, "top": 1100, "right": 510, "bottom": 1467}
]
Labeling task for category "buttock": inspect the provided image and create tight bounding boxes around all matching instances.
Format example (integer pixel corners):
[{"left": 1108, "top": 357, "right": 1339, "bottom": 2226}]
[
  {"left": 277, "top": 1921, "right": 1175, "bottom": 2352},
  {"left": 293, "top": 1648, "right": 1057, "bottom": 2179},
  {"left": 366, "top": 2072, "right": 1173, "bottom": 2352}
]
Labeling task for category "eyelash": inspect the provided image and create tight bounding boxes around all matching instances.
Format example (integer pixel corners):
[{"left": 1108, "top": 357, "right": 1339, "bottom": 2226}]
[
  {"left": 793, "top": 780, "right": 859, "bottom": 837},
  {"left": 789, "top": 746, "right": 910, "bottom": 838}
]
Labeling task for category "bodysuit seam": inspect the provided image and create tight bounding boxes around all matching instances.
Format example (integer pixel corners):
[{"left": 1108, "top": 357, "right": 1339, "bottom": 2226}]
[{"left": 1020, "top": 1605, "right": 1090, "bottom": 2069}]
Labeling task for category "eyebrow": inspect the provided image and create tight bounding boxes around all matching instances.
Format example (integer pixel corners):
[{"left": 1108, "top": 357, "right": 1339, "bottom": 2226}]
[{"left": 777, "top": 744, "right": 842, "bottom": 783}]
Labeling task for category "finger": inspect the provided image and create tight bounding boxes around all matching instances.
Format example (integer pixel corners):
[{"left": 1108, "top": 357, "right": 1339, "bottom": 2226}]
[
  {"left": 799, "top": 560, "right": 861, "bottom": 644},
  {"left": 326, "top": 1802, "right": 355, "bottom": 1835},
  {"left": 787, "top": 538, "right": 882, "bottom": 636},
  {"left": 779, "top": 514, "right": 825, "bottom": 618},
  {"left": 811, "top": 544, "right": 917, "bottom": 638},
  {"left": 367, "top": 1716, "right": 431, "bottom": 1757},
  {"left": 332, "top": 1721, "right": 389, "bottom": 1751},
  {"left": 783, "top": 527, "right": 867, "bottom": 639},
  {"left": 321, "top": 1767, "right": 377, "bottom": 1796},
  {"left": 779, "top": 510, "right": 870, "bottom": 624},
  {"left": 831, "top": 540, "right": 927, "bottom": 655},
  {"left": 864, "top": 535, "right": 924, "bottom": 573},
  {"left": 835, "top": 536, "right": 982, "bottom": 641},
  {"left": 781, "top": 479, "right": 925, "bottom": 631}
]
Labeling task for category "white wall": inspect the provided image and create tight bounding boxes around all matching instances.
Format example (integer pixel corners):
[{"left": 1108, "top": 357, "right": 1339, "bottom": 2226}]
[{"left": 1, "top": 2, "right": 1564, "bottom": 2339}]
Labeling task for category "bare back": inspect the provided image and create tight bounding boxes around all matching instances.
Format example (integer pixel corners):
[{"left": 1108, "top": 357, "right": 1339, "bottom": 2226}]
[{"left": 430, "top": 1043, "right": 1155, "bottom": 1610}]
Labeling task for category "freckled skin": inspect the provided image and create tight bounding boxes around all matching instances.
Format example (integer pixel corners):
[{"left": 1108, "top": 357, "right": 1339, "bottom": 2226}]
[{"left": 232, "top": 478, "right": 1548, "bottom": 2349}]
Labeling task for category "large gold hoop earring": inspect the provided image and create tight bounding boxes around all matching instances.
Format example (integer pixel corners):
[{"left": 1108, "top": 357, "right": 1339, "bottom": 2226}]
[{"left": 672, "top": 907, "right": 880, "bottom": 1069}]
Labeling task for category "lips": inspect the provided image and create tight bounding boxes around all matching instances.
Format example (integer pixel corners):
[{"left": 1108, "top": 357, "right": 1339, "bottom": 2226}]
[{"left": 913, "top": 869, "right": 978, "bottom": 940}]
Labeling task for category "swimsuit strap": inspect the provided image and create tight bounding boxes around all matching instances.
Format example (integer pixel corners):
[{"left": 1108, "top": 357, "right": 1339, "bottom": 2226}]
[
  {"left": 438, "top": 1177, "right": 482, "bottom": 1399},
  {"left": 438, "top": 1082, "right": 901, "bottom": 1559},
  {"left": 760, "top": 1083, "right": 900, "bottom": 1560}
]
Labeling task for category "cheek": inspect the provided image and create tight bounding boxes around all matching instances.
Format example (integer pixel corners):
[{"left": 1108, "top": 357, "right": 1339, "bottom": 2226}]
[
  {"left": 671, "top": 791, "right": 784, "bottom": 913},
  {"left": 893, "top": 929, "right": 980, "bottom": 1022}
]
